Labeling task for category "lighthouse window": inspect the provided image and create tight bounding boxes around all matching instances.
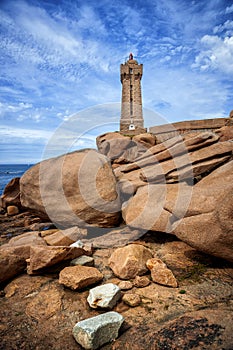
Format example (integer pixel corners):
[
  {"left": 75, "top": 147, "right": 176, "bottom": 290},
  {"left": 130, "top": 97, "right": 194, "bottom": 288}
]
[
  {"left": 130, "top": 84, "right": 133, "bottom": 90},
  {"left": 130, "top": 68, "right": 133, "bottom": 74}
]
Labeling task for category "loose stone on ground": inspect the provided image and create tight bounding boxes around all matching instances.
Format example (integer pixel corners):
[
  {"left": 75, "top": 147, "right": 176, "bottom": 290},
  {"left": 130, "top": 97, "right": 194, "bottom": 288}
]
[
  {"left": 118, "top": 281, "right": 133, "bottom": 290},
  {"left": 108, "top": 244, "right": 153, "bottom": 279},
  {"left": 73, "top": 311, "right": 124, "bottom": 350},
  {"left": 59, "top": 265, "right": 103, "bottom": 290},
  {"left": 122, "top": 293, "right": 141, "bottom": 307},
  {"left": 87, "top": 283, "right": 121, "bottom": 309},
  {"left": 146, "top": 257, "right": 178, "bottom": 288},
  {"left": 133, "top": 275, "right": 151, "bottom": 288},
  {"left": 70, "top": 255, "right": 94, "bottom": 267}
]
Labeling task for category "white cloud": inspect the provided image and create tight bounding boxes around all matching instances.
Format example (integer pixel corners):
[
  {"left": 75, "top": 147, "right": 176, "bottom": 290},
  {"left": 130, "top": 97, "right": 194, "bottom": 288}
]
[
  {"left": 225, "top": 4, "right": 233, "bottom": 14},
  {"left": 143, "top": 64, "right": 229, "bottom": 123},
  {"left": 77, "top": 5, "right": 106, "bottom": 35},
  {"left": 0, "top": 126, "right": 52, "bottom": 143},
  {"left": 0, "top": 102, "right": 33, "bottom": 117},
  {"left": 0, "top": 0, "right": 117, "bottom": 91},
  {"left": 192, "top": 35, "right": 233, "bottom": 74},
  {"left": 213, "top": 20, "right": 233, "bottom": 35}
]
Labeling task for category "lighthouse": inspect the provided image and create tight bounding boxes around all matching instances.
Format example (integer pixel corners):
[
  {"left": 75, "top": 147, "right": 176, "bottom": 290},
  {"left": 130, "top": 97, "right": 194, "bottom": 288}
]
[{"left": 120, "top": 53, "right": 146, "bottom": 134}]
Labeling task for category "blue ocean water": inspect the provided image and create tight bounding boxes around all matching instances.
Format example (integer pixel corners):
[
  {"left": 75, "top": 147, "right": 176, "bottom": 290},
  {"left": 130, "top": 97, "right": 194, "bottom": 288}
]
[{"left": 0, "top": 164, "right": 33, "bottom": 195}]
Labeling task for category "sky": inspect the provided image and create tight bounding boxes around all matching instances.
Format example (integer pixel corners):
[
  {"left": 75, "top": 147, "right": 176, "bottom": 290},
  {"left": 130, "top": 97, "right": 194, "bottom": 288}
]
[{"left": 0, "top": 0, "right": 233, "bottom": 163}]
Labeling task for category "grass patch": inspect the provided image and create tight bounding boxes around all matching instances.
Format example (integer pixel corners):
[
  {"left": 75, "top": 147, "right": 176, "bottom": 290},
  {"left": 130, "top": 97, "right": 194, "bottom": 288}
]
[{"left": 178, "top": 263, "right": 208, "bottom": 283}]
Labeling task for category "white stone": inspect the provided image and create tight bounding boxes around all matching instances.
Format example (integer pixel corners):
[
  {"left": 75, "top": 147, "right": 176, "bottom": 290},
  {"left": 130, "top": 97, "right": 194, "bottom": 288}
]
[
  {"left": 87, "top": 283, "right": 121, "bottom": 309},
  {"left": 70, "top": 240, "right": 84, "bottom": 248},
  {"left": 70, "top": 255, "right": 94, "bottom": 267},
  {"left": 73, "top": 311, "right": 124, "bottom": 350}
]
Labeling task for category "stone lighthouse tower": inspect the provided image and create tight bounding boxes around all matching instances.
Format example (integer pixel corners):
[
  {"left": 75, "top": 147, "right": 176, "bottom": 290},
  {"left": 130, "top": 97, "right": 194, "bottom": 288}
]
[{"left": 120, "top": 53, "right": 146, "bottom": 134}]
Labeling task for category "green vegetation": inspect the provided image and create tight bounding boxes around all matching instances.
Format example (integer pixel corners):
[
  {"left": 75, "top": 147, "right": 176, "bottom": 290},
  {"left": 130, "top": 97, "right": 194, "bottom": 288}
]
[
  {"left": 178, "top": 263, "right": 208, "bottom": 283},
  {"left": 179, "top": 289, "right": 186, "bottom": 294}
]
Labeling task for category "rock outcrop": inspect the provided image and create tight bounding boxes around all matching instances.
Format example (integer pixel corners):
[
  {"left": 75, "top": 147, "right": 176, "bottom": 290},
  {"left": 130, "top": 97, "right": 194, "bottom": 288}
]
[
  {"left": 173, "top": 160, "right": 233, "bottom": 262},
  {"left": 0, "top": 122, "right": 233, "bottom": 349},
  {"left": 122, "top": 156, "right": 233, "bottom": 261},
  {"left": 20, "top": 149, "right": 121, "bottom": 228},
  {"left": 96, "top": 132, "right": 156, "bottom": 165},
  {"left": 122, "top": 183, "right": 188, "bottom": 233},
  {"left": 7, "top": 231, "right": 47, "bottom": 250},
  {"left": 115, "top": 133, "right": 232, "bottom": 193},
  {"left": 216, "top": 125, "right": 233, "bottom": 141},
  {"left": 0, "top": 177, "right": 21, "bottom": 209}
]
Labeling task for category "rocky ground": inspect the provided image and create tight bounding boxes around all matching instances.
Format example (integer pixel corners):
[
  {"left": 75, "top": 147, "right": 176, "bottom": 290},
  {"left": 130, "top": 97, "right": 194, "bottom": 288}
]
[{"left": 0, "top": 211, "right": 233, "bottom": 350}]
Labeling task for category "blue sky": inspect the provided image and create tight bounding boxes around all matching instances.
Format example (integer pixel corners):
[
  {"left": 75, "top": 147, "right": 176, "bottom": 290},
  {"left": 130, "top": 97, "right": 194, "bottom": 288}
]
[{"left": 0, "top": 0, "right": 233, "bottom": 163}]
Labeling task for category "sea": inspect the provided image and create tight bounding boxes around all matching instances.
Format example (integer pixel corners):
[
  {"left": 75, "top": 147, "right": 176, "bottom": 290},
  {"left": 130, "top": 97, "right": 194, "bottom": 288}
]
[{"left": 0, "top": 164, "right": 33, "bottom": 195}]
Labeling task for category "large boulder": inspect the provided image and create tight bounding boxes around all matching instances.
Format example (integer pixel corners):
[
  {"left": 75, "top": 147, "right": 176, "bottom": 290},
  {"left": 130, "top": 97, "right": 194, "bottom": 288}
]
[
  {"left": 96, "top": 132, "right": 152, "bottom": 164},
  {"left": 20, "top": 149, "right": 121, "bottom": 228},
  {"left": 122, "top": 182, "right": 192, "bottom": 233},
  {"left": 123, "top": 160, "right": 233, "bottom": 261},
  {"left": 96, "top": 132, "right": 132, "bottom": 160},
  {"left": 173, "top": 161, "right": 233, "bottom": 262},
  {"left": 0, "top": 177, "right": 21, "bottom": 209}
]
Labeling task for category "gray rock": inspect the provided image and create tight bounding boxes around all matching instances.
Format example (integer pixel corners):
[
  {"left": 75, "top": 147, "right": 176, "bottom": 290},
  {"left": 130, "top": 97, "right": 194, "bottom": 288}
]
[
  {"left": 87, "top": 283, "right": 121, "bottom": 309},
  {"left": 73, "top": 311, "right": 124, "bottom": 349},
  {"left": 70, "top": 255, "right": 94, "bottom": 267}
]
